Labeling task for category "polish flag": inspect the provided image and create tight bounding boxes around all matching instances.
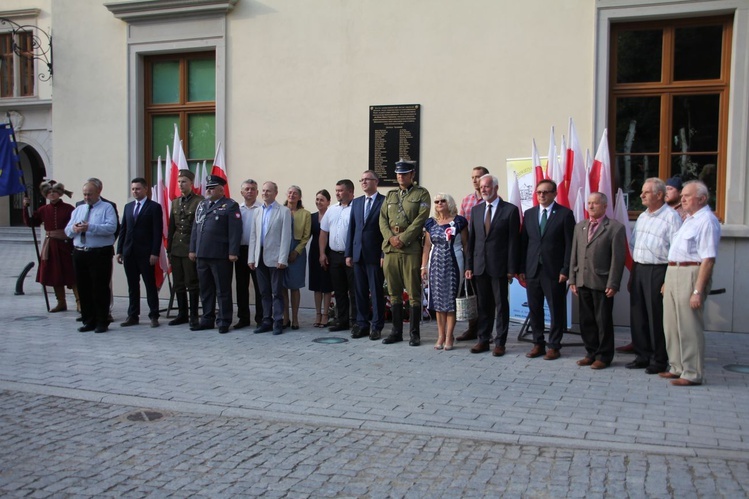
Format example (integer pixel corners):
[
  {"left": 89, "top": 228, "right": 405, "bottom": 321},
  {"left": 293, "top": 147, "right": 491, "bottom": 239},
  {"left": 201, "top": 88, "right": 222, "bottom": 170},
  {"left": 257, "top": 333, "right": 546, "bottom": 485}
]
[
  {"left": 532, "top": 139, "right": 544, "bottom": 206},
  {"left": 614, "top": 188, "right": 634, "bottom": 270},
  {"left": 572, "top": 187, "right": 586, "bottom": 223},
  {"left": 193, "top": 161, "right": 203, "bottom": 195},
  {"left": 211, "top": 142, "right": 230, "bottom": 198},
  {"left": 566, "top": 118, "right": 586, "bottom": 213},
  {"left": 153, "top": 156, "right": 170, "bottom": 290},
  {"left": 508, "top": 171, "right": 524, "bottom": 229},
  {"left": 592, "top": 128, "right": 614, "bottom": 219},
  {"left": 170, "top": 124, "right": 188, "bottom": 201},
  {"left": 554, "top": 133, "right": 570, "bottom": 208}
]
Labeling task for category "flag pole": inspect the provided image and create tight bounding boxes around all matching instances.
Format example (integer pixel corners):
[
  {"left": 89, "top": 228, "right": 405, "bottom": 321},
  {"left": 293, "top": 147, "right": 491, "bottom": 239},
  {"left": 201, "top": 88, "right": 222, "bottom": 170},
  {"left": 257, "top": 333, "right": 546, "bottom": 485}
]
[{"left": 5, "top": 113, "right": 50, "bottom": 312}]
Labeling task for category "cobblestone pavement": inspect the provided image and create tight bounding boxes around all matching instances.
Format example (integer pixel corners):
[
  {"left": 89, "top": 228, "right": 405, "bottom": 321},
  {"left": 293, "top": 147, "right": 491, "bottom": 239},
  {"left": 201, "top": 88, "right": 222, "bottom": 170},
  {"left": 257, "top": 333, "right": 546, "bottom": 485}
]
[
  {"left": 2, "top": 390, "right": 748, "bottom": 498},
  {"left": 1, "top": 241, "right": 749, "bottom": 496}
]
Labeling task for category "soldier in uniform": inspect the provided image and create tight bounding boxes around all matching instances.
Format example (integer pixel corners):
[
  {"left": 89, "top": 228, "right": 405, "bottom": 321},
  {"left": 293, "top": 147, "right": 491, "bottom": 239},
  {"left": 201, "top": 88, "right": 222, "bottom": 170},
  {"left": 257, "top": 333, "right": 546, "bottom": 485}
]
[
  {"left": 189, "top": 175, "right": 242, "bottom": 334},
  {"left": 379, "top": 159, "right": 431, "bottom": 346},
  {"left": 167, "top": 169, "right": 204, "bottom": 328}
]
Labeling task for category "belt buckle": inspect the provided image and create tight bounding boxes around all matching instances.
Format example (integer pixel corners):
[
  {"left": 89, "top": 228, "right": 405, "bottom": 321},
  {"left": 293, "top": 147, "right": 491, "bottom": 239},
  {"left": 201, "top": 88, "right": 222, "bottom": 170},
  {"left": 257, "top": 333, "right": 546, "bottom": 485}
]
[{"left": 393, "top": 225, "right": 400, "bottom": 234}]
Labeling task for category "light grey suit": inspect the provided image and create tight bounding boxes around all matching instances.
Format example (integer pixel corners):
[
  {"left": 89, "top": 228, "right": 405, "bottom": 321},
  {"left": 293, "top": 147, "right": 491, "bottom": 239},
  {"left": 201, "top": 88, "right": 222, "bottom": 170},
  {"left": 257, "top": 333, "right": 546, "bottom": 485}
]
[
  {"left": 569, "top": 217, "right": 626, "bottom": 364},
  {"left": 248, "top": 202, "right": 292, "bottom": 326}
]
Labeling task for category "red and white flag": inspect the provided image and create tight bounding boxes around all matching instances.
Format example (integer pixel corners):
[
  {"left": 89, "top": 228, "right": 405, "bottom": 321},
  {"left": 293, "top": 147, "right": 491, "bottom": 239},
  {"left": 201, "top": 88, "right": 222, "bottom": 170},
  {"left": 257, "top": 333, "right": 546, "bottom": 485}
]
[
  {"left": 170, "top": 124, "right": 188, "bottom": 201},
  {"left": 572, "top": 187, "right": 586, "bottom": 223},
  {"left": 554, "top": 133, "right": 570, "bottom": 208},
  {"left": 508, "top": 171, "right": 524, "bottom": 229},
  {"left": 211, "top": 142, "right": 230, "bottom": 198},
  {"left": 193, "top": 161, "right": 203, "bottom": 195},
  {"left": 531, "top": 139, "right": 544, "bottom": 206},
  {"left": 614, "top": 188, "right": 634, "bottom": 270},
  {"left": 566, "top": 118, "right": 586, "bottom": 213},
  {"left": 592, "top": 128, "right": 614, "bottom": 219},
  {"left": 153, "top": 156, "right": 170, "bottom": 290}
]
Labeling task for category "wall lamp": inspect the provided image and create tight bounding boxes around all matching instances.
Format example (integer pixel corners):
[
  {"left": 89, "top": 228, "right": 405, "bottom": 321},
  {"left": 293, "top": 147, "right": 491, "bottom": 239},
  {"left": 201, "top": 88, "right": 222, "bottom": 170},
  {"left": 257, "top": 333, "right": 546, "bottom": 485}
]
[{"left": 0, "top": 17, "right": 53, "bottom": 81}]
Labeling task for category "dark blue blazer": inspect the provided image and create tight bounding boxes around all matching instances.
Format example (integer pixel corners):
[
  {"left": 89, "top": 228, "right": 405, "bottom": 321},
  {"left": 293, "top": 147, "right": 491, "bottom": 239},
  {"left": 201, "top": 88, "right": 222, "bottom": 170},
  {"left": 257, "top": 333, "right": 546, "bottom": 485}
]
[
  {"left": 345, "top": 192, "right": 384, "bottom": 264},
  {"left": 117, "top": 198, "right": 163, "bottom": 258},
  {"left": 519, "top": 203, "right": 576, "bottom": 279}
]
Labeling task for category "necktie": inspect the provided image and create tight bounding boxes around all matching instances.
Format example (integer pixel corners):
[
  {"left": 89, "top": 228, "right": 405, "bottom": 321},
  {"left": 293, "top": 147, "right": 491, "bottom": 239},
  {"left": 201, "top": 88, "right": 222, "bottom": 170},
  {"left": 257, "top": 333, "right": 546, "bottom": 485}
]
[
  {"left": 540, "top": 208, "right": 548, "bottom": 236},
  {"left": 364, "top": 197, "right": 372, "bottom": 219},
  {"left": 484, "top": 203, "right": 492, "bottom": 235},
  {"left": 588, "top": 219, "right": 599, "bottom": 242},
  {"left": 133, "top": 201, "right": 141, "bottom": 220},
  {"left": 209, "top": 201, "right": 215, "bottom": 209},
  {"left": 81, "top": 204, "right": 92, "bottom": 244}
]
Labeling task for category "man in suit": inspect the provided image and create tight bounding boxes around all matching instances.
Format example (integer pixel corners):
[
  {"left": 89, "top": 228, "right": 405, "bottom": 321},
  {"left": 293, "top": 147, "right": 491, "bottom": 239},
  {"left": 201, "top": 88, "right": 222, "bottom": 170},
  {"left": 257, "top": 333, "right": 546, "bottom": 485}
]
[
  {"left": 569, "top": 192, "right": 626, "bottom": 370},
  {"left": 189, "top": 175, "right": 242, "bottom": 334},
  {"left": 519, "top": 179, "right": 575, "bottom": 360},
  {"left": 235, "top": 179, "right": 263, "bottom": 329},
  {"left": 248, "top": 181, "right": 292, "bottom": 335},
  {"left": 465, "top": 174, "right": 520, "bottom": 356},
  {"left": 116, "top": 177, "right": 164, "bottom": 328},
  {"left": 346, "top": 170, "right": 385, "bottom": 340}
]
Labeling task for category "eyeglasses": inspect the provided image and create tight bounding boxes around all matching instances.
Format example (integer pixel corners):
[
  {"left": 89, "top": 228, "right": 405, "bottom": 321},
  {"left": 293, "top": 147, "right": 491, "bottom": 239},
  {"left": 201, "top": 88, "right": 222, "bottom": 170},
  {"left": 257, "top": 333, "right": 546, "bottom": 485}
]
[
  {"left": 536, "top": 190, "right": 554, "bottom": 195},
  {"left": 434, "top": 199, "right": 446, "bottom": 204},
  {"left": 359, "top": 178, "right": 376, "bottom": 183}
]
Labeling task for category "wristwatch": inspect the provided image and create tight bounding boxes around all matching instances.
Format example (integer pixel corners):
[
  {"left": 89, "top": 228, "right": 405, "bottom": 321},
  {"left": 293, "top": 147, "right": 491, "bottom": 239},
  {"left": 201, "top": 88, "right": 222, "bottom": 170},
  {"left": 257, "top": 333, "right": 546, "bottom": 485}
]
[{"left": 692, "top": 289, "right": 700, "bottom": 295}]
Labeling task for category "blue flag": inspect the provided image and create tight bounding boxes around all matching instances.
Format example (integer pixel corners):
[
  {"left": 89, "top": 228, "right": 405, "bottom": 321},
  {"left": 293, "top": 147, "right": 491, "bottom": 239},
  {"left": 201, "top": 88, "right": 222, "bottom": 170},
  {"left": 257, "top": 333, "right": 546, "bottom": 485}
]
[{"left": 0, "top": 123, "right": 25, "bottom": 197}]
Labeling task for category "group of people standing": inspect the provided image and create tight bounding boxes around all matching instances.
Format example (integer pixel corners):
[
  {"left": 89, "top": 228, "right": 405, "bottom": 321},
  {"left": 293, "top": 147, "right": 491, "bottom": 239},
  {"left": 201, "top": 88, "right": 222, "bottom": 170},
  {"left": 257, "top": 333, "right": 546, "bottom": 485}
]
[{"left": 24, "top": 162, "right": 720, "bottom": 385}]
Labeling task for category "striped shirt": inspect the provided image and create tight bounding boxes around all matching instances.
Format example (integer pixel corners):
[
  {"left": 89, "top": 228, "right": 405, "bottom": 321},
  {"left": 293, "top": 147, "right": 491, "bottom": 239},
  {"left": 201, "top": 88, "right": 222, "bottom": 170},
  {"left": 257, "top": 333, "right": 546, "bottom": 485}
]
[
  {"left": 630, "top": 204, "right": 682, "bottom": 264},
  {"left": 667, "top": 205, "right": 721, "bottom": 263},
  {"left": 459, "top": 191, "right": 482, "bottom": 222}
]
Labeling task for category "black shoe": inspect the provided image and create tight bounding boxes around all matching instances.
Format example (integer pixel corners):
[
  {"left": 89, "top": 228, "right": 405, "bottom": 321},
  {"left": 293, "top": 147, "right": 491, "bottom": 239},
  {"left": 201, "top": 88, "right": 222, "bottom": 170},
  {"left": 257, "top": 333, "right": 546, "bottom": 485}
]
[
  {"left": 409, "top": 335, "right": 421, "bottom": 347},
  {"left": 369, "top": 329, "right": 382, "bottom": 341},
  {"left": 329, "top": 323, "right": 350, "bottom": 332},
  {"left": 382, "top": 333, "right": 403, "bottom": 344},
  {"left": 78, "top": 324, "right": 95, "bottom": 332},
  {"left": 190, "top": 323, "right": 214, "bottom": 331},
  {"left": 645, "top": 365, "right": 666, "bottom": 375},
  {"left": 76, "top": 316, "right": 84, "bottom": 322},
  {"left": 218, "top": 326, "right": 230, "bottom": 334},
  {"left": 254, "top": 324, "right": 273, "bottom": 334},
  {"left": 168, "top": 316, "right": 189, "bottom": 326},
  {"left": 233, "top": 319, "right": 251, "bottom": 330},
  {"left": 625, "top": 360, "right": 649, "bottom": 369},
  {"left": 95, "top": 325, "right": 108, "bottom": 334},
  {"left": 150, "top": 318, "right": 160, "bottom": 328},
  {"left": 351, "top": 326, "right": 370, "bottom": 339},
  {"left": 273, "top": 323, "right": 284, "bottom": 335},
  {"left": 120, "top": 317, "right": 139, "bottom": 327},
  {"left": 282, "top": 321, "right": 291, "bottom": 330}
]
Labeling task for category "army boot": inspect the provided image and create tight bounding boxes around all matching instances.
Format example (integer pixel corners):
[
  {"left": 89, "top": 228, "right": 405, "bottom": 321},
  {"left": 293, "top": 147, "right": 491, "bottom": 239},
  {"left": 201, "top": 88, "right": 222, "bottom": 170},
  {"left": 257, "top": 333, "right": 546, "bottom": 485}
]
[
  {"left": 188, "top": 290, "right": 201, "bottom": 329},
  {"left": 409, "top": 305, "right": 421, "bottom": 346},
  {"left": 382, "top": 303, "right": 403, "bottom": 344},
  {"left": 168, "top": 292, "right": 189, "bottom": 325}
]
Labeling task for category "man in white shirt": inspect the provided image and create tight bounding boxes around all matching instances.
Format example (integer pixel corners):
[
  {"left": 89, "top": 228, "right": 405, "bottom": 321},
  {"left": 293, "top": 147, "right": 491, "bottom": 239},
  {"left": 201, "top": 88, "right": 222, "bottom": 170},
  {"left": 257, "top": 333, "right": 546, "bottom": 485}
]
[
  {"left": 661, "top": 180, "right": 720, "bottom": 386},
  {"left": 235, "top": 179, "right": 263, "bottom": 329},
  {"left": 320, "top": 179, "right": 357, "bottom": 332}
]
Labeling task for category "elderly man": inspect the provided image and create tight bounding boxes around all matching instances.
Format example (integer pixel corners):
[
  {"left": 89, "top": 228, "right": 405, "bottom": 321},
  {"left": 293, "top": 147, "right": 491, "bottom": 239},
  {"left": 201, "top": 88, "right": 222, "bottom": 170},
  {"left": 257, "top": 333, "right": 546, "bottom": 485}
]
[
  {"left": 319, "top": 179, "right": 356, "bottom": 333},
  {"left": 167, "top": 169, "right": 203, "bottom": 328},
  {"left": 661, "top": 180, "right": 720, "bottom": 386},
  {"left": 627, "top": 178, "right": 682, "bottom": 374},
  {"left": 569, "top": 192, "right": 626, "bottom": 370},
  {"left": 235, "top": 179, "right": 263, "bottom": 329},
  {"left": 465, "top": 174, "right": 520, "bottom": 356},
  {"left": 379, "top": 160, "right": 431, "bottom": 346},
  {"left": 456, "top": 165, "right": 489, "bottom": 342},
  {"left": 65, "top": 180, "right": 118, "bottom": 333},
  {"left": 189, "top": 175, "right": 242, "bottom": 334},
  {"left": 346, "top": 171, "right": 386, "bottom": 340},
  {"left": 249, "top": 181, "right": 292, "bottom": 335},
  {"left": 116, "top": 177, "right": 164, "bottom": 328}
]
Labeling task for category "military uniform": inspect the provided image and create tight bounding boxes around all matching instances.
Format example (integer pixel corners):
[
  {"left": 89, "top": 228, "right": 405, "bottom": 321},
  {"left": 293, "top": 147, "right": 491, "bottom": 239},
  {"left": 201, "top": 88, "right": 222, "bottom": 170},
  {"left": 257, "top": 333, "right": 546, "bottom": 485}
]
[
  {"left": 189, "top": 180, "right": 242, "bottom": 332},
  {"left": 379, "top": 160, "right": 431, "bottom": 345},
  {"left": 167, "top": 190, "right": 204, "bottom": 326}
]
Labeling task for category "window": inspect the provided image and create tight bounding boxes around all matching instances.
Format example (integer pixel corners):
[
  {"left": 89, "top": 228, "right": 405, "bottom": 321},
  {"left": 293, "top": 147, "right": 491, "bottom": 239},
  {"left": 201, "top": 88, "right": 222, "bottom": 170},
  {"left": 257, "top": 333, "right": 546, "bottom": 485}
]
[
  {"left": 0, "top": 31, "right": 35, "bottom": 98},
  {"left": 609, "top": 16, "right": 731, "bottom": 218},
  {"left": 144, "top": 52, "right": 216, "bottom": 185}
]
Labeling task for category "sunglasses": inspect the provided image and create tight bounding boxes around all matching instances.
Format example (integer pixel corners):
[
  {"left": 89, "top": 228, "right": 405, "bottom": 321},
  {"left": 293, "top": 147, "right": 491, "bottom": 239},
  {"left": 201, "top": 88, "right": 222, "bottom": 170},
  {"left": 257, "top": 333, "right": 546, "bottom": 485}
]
[{"left": 434, "top": 199, "right": 446, "bottom": 204}]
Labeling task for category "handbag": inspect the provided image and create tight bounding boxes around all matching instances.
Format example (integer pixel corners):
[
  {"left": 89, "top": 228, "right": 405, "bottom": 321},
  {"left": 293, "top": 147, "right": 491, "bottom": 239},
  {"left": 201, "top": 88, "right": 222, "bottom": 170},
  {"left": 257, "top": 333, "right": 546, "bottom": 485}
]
[{"left": 455, "top": 278, "right": 478, "bottom": 322}]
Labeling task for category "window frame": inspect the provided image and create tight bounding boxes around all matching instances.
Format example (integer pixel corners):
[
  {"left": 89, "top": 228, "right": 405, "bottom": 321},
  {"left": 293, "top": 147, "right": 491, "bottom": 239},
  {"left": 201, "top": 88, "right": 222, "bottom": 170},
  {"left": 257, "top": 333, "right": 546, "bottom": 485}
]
[
  {"left": 608, "top": 15, "right": 732, "bottom": 220},
  {"left": 0, "top": 30, "right": 35, "bottom": 99}
]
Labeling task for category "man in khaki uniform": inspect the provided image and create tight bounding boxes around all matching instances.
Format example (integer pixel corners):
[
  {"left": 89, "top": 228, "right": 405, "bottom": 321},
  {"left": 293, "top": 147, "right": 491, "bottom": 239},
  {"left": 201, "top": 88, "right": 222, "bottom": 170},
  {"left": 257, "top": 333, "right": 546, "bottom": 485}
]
[
  {"left": 167, "top": 169, "right": 204, "bottom": 328},
  {"left": 379, "top": 159, "right": 431, "bottom": 346}
]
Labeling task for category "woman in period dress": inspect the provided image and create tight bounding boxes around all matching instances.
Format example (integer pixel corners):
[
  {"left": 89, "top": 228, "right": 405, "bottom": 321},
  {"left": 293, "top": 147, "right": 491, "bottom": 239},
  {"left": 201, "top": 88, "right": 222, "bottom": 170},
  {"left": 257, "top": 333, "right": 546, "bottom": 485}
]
[
  {"left": 22, "top": 180, "right": 78, "bottom": 312},
  {"left": 283, "top": 185, "right": 312, "bottom": 330},
  {"left": 420, "top": 193, "right": 468, "bottom": 350},
  {"left": 308, "top": 189, "right": 332, "bottom": 327}
]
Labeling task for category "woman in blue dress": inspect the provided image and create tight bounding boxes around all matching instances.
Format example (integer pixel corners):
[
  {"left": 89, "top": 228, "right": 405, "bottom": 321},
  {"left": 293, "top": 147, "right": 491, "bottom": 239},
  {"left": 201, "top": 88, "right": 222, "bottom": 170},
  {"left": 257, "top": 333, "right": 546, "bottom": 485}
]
[
  {"left": 421, "top": 193, "right": 468, "bottom": 350},
  {"left": 283, "top": 185, "right": 311, "bottom": 329}
]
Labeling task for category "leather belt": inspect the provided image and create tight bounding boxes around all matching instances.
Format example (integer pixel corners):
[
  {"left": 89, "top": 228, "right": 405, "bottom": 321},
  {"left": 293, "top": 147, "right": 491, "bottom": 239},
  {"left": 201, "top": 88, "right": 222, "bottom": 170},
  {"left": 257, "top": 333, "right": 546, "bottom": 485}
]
[
  {"left": 75, "top": 246, "right": 111, "bottom": 252},
  {"left": 668, "top": 261, "right": 700, "bottom": 267}
]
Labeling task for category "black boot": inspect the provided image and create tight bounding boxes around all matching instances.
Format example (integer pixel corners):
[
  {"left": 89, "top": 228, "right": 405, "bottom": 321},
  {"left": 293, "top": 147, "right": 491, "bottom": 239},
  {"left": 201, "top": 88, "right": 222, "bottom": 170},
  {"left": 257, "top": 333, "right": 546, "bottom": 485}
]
[
  {"left": 168, "top": 292, "right": 189, "bottom": 325},
  {"left": 409, "top": 305, "right": 421, "bottom": 346},
  {"left": 382, "top": 303, "right": 403, "bottom": 344},
  {"left": 188, "top": 290, "right": 201, "bottom": 329}
]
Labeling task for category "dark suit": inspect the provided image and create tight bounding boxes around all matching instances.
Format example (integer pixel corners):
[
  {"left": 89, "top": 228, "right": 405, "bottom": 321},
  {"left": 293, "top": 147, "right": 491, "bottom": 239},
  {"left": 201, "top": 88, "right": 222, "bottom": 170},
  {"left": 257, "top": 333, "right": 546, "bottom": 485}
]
[
  {"left": 569, "top": 217, "right": 626, "bottom": 365},
  {"left": 346, "top": 193, "right": 385, "bottom": 332},
  {"left": 117, "top": 198, "right": 163, "bottom": 320},
  {"left": 519, "top": 202, "right": 575, "bottom": 350},
  {"left": 190, "top": 196, "right": 242, "bottom": 328},
  {"left": 466, "top": 198, "right": 520, "bottom": 347}
]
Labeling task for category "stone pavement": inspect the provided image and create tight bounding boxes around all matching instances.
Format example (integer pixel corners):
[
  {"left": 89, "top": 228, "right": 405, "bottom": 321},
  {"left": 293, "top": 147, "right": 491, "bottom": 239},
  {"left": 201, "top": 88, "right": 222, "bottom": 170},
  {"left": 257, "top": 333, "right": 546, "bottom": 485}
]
[{"left": 1, "top": 241, "right": 748, "bottom": 496}]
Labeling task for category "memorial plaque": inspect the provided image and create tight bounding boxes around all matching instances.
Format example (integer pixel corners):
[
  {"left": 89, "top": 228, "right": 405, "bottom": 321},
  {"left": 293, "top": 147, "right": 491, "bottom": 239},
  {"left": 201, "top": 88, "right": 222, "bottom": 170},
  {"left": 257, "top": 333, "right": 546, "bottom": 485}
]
[{"left": 369, "top": 104, "right": 421, "bottom": 187}]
